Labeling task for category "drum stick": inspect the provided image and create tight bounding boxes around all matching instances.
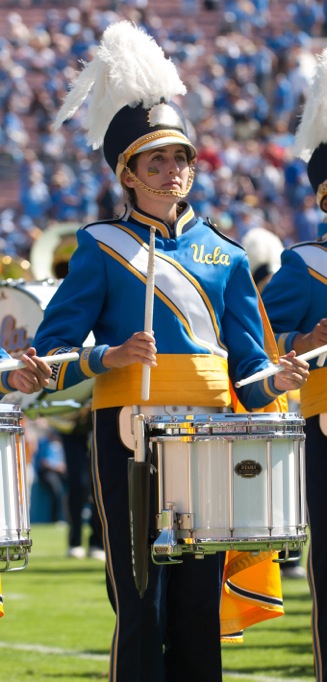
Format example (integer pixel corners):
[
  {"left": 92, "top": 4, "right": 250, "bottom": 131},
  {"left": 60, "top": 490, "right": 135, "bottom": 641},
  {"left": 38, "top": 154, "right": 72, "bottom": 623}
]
[
  {"left": 141, "top": 226, "right": 156, "bottom": 401},
  {"left": 0, "top": 351, "right": 79, "bottom": 373},
  {"left": 317, "top": 350, "right": 327, "bottom": 367},
  {"left": 133, "top": 414, "right": 145, "bottom": 463},
  {"left": 235, "top": 343, "right": 327, "bottom": 388}
]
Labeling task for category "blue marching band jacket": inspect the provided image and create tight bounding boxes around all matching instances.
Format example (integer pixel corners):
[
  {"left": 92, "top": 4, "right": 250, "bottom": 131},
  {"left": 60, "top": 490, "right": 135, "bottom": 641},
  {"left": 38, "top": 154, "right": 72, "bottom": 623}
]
[
  {"left": 0, "top": 203, "right": 287, "bottom": 633},
  {"left": 262, "top": 223, "right": 327, "bottom": 419},
  {"left": 31, "top": 203, "right": 285, "bottom": 412},
  {"left": 0, "top": 348, "right": 12, "bottom": 395}
]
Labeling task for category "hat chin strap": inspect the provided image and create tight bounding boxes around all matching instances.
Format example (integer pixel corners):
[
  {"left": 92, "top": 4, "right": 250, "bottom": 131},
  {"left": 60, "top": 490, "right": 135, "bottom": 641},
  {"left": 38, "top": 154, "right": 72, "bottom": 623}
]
[{"left": 123, "top": 165, "right": 195, "bottom": 199}]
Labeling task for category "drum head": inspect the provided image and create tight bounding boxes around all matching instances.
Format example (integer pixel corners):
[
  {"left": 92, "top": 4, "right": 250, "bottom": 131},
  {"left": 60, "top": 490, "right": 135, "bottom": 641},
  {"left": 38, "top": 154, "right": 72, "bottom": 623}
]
[
  {"left": 0, "top": 280, "right": 58, "bottom": 354},
  {"left": 0, "top": 280, "right": 59, "bottom": 409}
]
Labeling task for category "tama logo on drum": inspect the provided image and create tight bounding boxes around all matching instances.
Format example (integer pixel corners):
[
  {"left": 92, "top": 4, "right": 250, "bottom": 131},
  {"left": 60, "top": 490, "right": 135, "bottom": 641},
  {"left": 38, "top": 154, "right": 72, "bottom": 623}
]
[{"left": 235, "top": 460, "right": 263, "bottom": 478}]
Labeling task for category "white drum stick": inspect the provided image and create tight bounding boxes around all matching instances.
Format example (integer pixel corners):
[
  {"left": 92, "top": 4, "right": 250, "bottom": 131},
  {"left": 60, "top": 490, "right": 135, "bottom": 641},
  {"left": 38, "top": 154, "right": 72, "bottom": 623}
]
[
  {"left": 141, "top": 226, "right": 156, "bottom": 401},
  {"left": 133, "top": 413, "right": 145, "bottom": 463},
  {"left": 317, "top": 351, "right": 327, "bottom": 367},
  {"left": 0, "top": 351, "right": 79, "bottom": 373},
  {"left": 235, "top": 343, "right": 327, "bottom": 388}
]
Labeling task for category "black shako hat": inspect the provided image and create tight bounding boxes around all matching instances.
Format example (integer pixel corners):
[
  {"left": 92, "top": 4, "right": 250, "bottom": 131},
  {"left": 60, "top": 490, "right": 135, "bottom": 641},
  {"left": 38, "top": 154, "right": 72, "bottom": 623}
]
[
  {"left": 53, "top": 20, "right": 196, "bottom": 182},
  {"left": 307, "top": 143, "right": 327, "bottom": 209},
  {"left": 103, "top": 101, "right": 196, "bottom": 178}
]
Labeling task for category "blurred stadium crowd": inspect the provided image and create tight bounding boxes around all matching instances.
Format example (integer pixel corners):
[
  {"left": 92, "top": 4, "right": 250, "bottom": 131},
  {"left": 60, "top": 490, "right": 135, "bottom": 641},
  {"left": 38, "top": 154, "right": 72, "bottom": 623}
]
[{"left": 1, "top": 0, "right": 327, "bottom": 264}]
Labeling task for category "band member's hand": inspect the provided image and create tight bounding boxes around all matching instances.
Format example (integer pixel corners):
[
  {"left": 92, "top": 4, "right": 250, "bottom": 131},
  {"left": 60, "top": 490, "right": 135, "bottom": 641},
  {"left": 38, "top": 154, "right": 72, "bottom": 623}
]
[
  {"left": 7, "top": 347, "right": 52, "bottom": 394},
  {"left": 310, "top": 318, "right": 327, "bottom": 347},
  {"left": 102, "top": 331, "right": 157, "bottom": 369},
  {"left": 293, "top": 318, "right": 327, "bottom": 354},
  {"left": 273, "top": 351, "right": 309, "bottom": 391}
]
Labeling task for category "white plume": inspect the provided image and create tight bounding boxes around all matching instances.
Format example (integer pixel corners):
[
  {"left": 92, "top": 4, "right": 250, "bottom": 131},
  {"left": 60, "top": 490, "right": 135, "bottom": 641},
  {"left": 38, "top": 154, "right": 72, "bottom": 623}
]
[
  {"left": 54, "top": 21, "right": 187, "bottom": 149},
  {"left": 241, "top": 227, "right": 283, "bottom": 275},
  {"left": 294, "top": 48, "right": 327, "bottom": 161}
]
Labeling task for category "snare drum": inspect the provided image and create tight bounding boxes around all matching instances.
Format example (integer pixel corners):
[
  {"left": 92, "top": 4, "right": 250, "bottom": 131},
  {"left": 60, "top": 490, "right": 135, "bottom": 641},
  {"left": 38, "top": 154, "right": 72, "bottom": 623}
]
[
  {"left": 0, "top": 404, "right": 31, "bottom": 570},
  {"left": 0, "top": 279, "right": 94, "bottom": 414},
  {"left": 148, "top": 412, "right": 307, "bottom": 560}
]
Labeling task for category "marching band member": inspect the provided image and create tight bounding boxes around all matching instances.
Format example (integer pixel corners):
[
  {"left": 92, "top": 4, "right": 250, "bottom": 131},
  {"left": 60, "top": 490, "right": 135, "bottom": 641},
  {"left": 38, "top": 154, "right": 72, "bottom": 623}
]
[
  {"left": 33, "top": 22, "right": 309, "bottom": 682},
  {"left": 241, "top": 227, "right": 305, "bottom": 578},
  {"left": 262, "top": 47, "right": 327, "bottom": 682}
]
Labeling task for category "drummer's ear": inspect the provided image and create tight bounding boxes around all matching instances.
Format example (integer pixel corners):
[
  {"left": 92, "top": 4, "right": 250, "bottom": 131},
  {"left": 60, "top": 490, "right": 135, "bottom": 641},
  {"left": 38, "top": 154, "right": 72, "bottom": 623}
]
[{"left": 122, "top": 169, "right": 136, "bottom": 188}]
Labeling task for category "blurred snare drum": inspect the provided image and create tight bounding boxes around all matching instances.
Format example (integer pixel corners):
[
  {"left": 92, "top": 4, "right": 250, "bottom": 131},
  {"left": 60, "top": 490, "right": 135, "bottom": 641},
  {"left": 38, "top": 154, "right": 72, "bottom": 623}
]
[
  {"left": 0, "top": 404, "right": 31, "bottom": 571},
  {"left": 0, "top": 279, "right": 94, "bottom": 415}
]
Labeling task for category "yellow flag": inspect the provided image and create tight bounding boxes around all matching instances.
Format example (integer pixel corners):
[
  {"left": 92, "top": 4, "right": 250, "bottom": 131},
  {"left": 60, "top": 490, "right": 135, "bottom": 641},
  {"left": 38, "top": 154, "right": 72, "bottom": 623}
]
[
  {"left": 220, "top": 550, "right": 284, "bottom": 641},
  {"left": 221, "top": 285, "right": 285, "bottom": 641}
]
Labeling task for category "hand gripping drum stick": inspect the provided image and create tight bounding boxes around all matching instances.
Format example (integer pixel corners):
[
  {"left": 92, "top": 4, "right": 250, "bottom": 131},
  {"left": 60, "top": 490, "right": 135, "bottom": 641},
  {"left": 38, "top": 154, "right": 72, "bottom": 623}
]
[
  {"left": 235, "top": 344, "right": 327, "bottom": 388},
  {"left": 0, "top": 352, "right": 79, "bottom": 373}
]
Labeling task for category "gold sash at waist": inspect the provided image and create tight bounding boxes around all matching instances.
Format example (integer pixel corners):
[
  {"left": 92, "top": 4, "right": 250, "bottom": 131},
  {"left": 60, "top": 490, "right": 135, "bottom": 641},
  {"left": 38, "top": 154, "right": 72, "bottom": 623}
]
[
  {"left": 92, "top": 354, "right": 231, "bottom": 410},
  {"left": 300, "top": 366, "right": 327, "bottom": 418}
]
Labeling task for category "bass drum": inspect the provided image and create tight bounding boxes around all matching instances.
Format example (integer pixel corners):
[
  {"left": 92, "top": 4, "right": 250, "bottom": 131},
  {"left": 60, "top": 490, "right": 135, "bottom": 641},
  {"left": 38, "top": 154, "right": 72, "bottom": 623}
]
[{"left": 0, "top": 279, "right": 94, "bottom": 415}]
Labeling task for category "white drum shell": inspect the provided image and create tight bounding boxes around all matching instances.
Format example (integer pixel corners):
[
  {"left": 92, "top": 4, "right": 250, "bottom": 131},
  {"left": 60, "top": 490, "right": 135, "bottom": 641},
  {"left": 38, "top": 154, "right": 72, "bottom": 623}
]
[
  {"left": 149, "top": 412, "right": 306, "bottom": 550},
  {"left": 0, "top": 404, "right": 30, "bottom": 550}
]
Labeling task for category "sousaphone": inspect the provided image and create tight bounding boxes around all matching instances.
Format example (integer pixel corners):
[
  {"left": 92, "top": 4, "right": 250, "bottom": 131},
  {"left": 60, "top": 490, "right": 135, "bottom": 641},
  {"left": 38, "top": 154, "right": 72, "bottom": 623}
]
[{"left": 30, "top": 221, "right": 78, "bottom": 280}]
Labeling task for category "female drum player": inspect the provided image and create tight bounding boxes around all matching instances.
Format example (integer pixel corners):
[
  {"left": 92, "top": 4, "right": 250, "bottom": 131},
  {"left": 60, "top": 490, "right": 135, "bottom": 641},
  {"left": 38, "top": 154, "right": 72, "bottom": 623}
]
[{"left": 33, "top": 21, "right": 309, "bottom": 682}]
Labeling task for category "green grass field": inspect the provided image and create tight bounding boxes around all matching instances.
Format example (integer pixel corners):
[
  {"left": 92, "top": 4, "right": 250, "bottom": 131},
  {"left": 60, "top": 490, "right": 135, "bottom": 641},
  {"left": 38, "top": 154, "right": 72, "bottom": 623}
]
[{"left": 0, "top": 524, "right": 315, "bottom": 682}]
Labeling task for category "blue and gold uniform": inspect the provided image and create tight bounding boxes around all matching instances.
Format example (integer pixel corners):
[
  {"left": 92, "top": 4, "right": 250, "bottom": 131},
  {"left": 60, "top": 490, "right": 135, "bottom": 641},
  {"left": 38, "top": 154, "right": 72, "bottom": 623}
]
[
  {"left": 0, "top": 347, "right": 13, "bottom": 397},
  {"left": 34, "top": 205, "right": 285, "bottom": 412},
  {"left": 263, "top": 223, "right": 327, "bottom": 682},
  {"left": 37, "top": 20, "right": 298, "bottom": 682},
  {"left": 262, "top": 226, "right": 327, "bottom": 419},
  {"left": 34, "top": 204, "right": 286, "bottom": 682}
]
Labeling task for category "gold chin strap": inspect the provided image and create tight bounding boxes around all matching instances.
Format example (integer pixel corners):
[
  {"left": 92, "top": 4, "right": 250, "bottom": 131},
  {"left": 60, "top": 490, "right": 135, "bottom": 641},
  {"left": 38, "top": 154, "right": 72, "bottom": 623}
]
[
  {"left": 316, "top": 181, "right": 327, "bottom": 211},
  {"left": 123, "top": 164, "right": 195, "bottom": 199}
]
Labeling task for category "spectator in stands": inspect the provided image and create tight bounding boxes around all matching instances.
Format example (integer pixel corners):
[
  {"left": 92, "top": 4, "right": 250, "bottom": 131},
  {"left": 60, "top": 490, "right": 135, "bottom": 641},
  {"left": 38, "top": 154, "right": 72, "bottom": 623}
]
[
  {"left": 48, "top": 164, "right": 84, "bottom": 222},
  {"left": 294, "top": 194, "right": 324, "bottom": 242},
  {"left": 1, "top": 0, "right": 327, "bottom": 264},
  {"left": 20, "top": 164, "right": 52, "bottom": 227}
]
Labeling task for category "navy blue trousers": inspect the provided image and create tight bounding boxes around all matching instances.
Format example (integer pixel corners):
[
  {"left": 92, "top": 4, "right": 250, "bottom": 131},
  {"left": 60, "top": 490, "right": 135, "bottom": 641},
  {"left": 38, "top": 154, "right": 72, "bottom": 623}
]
[
  {"left": 61, "top": 431, "right": 102, "bottom": 549},
  {"left": 91, "top": 407, "right": 225, "bottom": 682},
  {"left": 305, "top": 415, "right": 327, "bottom": 682}
]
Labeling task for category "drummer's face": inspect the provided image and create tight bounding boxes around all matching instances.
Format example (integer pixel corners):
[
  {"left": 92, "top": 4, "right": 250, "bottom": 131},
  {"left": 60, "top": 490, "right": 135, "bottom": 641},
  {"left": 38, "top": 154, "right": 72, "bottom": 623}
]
[
  {"left": 321, "top": 194, "right": 327, "bottom": 212},
  {"left": 128, "top": 144, "right": 190, "bottom": 197}
]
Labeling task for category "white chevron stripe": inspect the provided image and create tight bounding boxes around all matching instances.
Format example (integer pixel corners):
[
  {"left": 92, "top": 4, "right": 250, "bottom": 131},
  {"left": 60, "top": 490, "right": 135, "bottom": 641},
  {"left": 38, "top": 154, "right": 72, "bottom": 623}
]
[
  {"left": 293, "top": 244, "right": 327, "bottom": 277},
  {"left": 87, "top": 223, "right": 227, "bottom": 357}
]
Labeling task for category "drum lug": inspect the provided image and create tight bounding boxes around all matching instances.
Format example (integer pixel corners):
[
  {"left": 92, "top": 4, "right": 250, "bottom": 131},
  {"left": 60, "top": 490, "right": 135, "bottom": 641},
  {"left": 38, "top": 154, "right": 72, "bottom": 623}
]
[
  {"left": 152, "top": 506, "right": 183, "bottom": 562},
  {"left": 177, "top": 512, "right": 195, "bottom": 531}
]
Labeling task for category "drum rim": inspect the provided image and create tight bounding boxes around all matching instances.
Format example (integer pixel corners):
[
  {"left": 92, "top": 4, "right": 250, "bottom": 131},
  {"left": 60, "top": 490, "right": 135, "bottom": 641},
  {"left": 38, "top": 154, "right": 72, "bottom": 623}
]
[
  {"left": 146, "top": 411, "right": 305, "bottom": 424},
  {"left": 0, "top": 278, "right": 60, "bottom": 307}
]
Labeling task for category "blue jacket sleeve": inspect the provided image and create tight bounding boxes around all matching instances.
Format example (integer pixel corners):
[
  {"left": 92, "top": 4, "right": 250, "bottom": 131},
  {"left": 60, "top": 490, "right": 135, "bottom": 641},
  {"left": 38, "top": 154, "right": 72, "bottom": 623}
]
[
  {"left": 262, "top": 249, "right": 311, "bottom": 355},
  {"left": 33, "top": 229, "right": 110, "bottom": 392},
  {"left": 223, "top": 252, "right": 285, "bottom": 409},
  {"left": 0, "top": 347, "right": 12, "bottom": 396}
]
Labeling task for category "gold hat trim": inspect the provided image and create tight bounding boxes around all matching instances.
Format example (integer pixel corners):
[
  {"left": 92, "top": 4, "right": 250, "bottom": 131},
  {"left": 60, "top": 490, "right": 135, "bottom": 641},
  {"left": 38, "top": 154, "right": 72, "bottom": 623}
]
[{"left": 116, "top": 130, "right": 196, "bottom": 180}]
